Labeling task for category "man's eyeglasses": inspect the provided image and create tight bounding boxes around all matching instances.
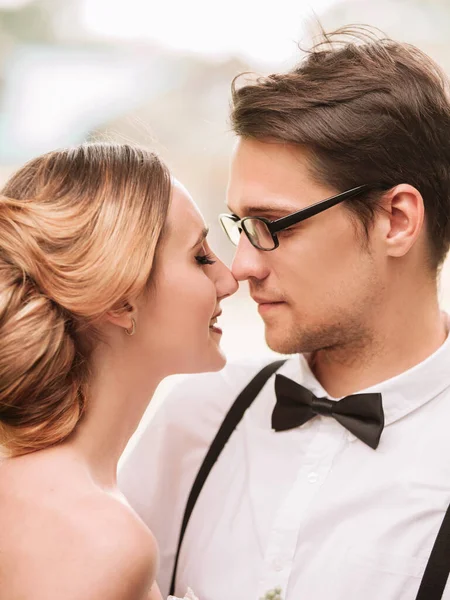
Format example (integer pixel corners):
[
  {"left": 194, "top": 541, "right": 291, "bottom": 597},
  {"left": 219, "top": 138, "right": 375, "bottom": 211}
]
[{"left": 219, "top": 184, "right": 380, "bottom": 251}]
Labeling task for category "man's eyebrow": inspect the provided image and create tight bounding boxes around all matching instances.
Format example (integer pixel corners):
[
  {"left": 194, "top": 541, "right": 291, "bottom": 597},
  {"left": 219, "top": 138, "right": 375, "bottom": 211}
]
[
  {"left": 226, "top": 204, "right": 299, "bottom": 218},
  {"left": 191, "top": 226, "right": 209, "bottom": 249}
]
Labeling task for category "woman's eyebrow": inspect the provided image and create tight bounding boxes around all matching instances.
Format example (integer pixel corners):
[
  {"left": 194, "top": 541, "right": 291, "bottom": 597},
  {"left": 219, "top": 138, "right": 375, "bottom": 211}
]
[{"left": 191, "top": 226, "right": 209, "bottom": 249}]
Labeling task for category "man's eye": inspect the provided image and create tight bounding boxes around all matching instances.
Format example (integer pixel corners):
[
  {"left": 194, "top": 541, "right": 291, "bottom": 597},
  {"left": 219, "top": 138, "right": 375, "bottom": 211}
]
[
  {"left": 280, "top": 223, "right": 302, "bottom": 234},
  {"left": 195, "top": 253, "right": 216, "bottom": 266}
]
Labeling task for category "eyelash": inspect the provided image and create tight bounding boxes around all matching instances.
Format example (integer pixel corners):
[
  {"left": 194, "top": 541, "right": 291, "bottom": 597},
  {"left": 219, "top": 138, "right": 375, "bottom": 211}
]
[{"left": 195, "top": 253, "right": 216, "bottom": 266}]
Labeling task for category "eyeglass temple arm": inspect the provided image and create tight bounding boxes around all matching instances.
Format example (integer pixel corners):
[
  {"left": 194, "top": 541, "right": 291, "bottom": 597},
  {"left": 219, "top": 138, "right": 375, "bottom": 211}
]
[{"left": 268, "top": 184, "right": 373, "bottom": 234}]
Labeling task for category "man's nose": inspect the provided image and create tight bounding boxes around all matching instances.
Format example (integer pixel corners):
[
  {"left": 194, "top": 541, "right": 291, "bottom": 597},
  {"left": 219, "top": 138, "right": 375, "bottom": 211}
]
[{"left": 231, "top": 234, "right": 270, "bottom": 282}]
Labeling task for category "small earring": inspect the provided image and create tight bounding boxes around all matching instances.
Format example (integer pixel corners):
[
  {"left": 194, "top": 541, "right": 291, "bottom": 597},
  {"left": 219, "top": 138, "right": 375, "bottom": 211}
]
[{"left": 125, "top": 317, "right": 136, "bottom": 336}]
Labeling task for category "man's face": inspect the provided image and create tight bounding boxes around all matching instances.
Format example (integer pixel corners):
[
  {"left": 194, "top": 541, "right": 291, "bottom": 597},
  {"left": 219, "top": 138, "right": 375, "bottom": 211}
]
[{"left": 226, "top": 138, "right": 385, "bottom": 355}]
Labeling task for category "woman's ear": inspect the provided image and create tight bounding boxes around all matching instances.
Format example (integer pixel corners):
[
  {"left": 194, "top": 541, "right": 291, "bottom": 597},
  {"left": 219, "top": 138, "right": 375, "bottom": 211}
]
[
  {"left": 383, "top": 184, "right": 425, "bottom": 258},
  {"left": 105, "top": 301, "right": 136, "bottom": 330}
]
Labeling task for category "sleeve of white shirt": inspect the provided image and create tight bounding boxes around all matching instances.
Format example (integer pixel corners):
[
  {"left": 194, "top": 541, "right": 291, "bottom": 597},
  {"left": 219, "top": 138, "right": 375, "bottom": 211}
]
[{"left": 118, "top": 360, "right": 268, "bottom": 597}]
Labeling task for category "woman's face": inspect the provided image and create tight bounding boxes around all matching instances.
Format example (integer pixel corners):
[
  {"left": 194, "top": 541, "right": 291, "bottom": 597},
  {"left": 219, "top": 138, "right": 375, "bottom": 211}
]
[{"left": 135, "top": 180, "right": 238, "bottom": 375}]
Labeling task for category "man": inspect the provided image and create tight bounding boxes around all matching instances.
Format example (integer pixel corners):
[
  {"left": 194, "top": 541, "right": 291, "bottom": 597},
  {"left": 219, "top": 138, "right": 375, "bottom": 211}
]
[{"left": 119, "top": 28, "right": 450, "bottom": 600}]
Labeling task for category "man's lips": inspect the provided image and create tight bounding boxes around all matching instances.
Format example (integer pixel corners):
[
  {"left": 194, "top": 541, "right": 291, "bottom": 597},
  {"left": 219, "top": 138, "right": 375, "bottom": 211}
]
[
  {"left": 252, "top": 297, "right": 286, "bottom": 314},
  {"left": 251, "top": 296, "right": 285, "bottom": 305}
]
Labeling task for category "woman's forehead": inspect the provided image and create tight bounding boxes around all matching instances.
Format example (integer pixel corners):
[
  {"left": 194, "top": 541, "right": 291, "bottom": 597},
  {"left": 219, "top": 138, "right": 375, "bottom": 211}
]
[{"left": 166, "top": 180, "right": 206, "bottom": 247}]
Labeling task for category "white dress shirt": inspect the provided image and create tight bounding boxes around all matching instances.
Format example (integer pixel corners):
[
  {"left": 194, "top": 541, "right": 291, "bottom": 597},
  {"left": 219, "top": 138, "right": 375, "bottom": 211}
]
[{"left": 119, "top": 334, "right": 450, "bottom": 600}]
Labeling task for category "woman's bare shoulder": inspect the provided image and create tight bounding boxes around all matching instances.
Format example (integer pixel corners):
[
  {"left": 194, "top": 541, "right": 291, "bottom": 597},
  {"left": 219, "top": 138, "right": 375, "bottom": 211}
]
[{"left": 0, "top": 457, "right": 158, "bottom": 599}]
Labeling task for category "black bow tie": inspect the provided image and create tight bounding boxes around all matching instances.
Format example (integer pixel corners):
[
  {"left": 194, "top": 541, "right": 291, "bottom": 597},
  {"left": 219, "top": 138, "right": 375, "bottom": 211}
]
[{"left": 272, "top": 374, "right": 384, "bottom": 449}]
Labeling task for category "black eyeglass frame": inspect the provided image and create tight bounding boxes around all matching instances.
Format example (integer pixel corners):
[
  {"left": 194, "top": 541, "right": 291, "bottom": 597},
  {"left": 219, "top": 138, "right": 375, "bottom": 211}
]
[{"left": 220, "top": 183, "right": 382, "bottom": 251}]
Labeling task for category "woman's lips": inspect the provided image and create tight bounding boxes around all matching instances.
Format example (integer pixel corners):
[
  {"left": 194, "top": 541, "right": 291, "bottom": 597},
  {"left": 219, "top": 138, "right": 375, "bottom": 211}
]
[
  {"left": 209, "top": 312, "right": 222, "bottom": 334},
  {"left": 209, "top": 325, "right": 223, "bottom": 334}
]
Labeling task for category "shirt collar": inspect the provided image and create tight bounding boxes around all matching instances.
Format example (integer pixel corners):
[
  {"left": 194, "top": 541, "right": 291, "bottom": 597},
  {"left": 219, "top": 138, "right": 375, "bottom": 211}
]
[{"left": 281, "top": 321, "right": 450, "bottom": 429}]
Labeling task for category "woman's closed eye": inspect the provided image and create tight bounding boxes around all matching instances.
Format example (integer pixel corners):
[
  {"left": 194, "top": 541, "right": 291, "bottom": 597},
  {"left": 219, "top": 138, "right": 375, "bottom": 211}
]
[{"left": 195, "top": 251, "right": 216, "bottom": 266}]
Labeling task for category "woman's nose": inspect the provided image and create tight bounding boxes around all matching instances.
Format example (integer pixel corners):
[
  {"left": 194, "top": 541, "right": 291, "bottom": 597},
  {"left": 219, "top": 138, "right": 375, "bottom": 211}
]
[{"left": 214, "top": 258, "right": 239, "bottom": 299}]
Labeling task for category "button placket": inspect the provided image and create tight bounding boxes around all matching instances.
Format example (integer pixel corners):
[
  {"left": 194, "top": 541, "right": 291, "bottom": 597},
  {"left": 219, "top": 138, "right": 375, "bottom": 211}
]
[
  {"left": 272, "top": 558, "right": 284, "bottom": 572},
  {"left": 257, "top": 422, "right": 345, "bottom": 599},
  {"left": 307, "top": 471, "right": 319, "bottom": 484},
  {"left": 258, "top": 457, "right": 323, "bottom": 596}
]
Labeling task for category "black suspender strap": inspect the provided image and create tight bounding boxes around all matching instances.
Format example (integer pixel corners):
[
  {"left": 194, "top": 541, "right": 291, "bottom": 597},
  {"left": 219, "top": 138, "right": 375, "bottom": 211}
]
[
  {"left": 415, "top": 502, "right": 450, "bottom": 600},
  {"left": 169, "top": 359, "right": 287, "bottom": 596}
]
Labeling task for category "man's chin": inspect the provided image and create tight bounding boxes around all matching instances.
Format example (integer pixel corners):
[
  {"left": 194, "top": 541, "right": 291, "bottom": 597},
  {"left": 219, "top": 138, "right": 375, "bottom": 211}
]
[
  {"left": 260, "top": 309, "right": 304, "bottom": 354},
  {"left": 264, "top": 330, "right": 299, "bottom": 356}
]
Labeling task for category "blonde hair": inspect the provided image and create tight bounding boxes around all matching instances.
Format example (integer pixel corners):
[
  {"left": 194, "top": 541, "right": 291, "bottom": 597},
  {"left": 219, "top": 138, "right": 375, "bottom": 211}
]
[{"left": 0, "top": 143, "right": 171, "bottom": 457}]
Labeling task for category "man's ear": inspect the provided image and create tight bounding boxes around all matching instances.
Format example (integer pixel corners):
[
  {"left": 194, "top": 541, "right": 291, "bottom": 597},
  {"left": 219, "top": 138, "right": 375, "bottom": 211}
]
[
  {"left": 105, "top": 301, "right": 136, "bottom": 329},
  {"left": 382, "top": 184, "right": 425, "bottom": 258}
]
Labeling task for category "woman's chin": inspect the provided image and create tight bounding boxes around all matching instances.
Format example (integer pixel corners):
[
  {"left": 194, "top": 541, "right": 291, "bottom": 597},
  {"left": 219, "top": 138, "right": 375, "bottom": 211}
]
[
  {"left": 195, "top": 347, "right": 227, "bottom": 373},
  {"left": 164, "top": 347, "right": 227, "bottom": 376},
  {"left": 208, "top": 350, "right": 227, "bottom": 372}
]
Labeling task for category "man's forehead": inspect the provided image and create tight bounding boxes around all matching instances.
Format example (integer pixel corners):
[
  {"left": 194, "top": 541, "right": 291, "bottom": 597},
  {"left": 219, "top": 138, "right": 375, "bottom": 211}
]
[
  {"left": 227, "top": 149, "right": 336, "bottom": 216},
  {"left": 227, "top": 142, "right": 316, "bottom": 207}
]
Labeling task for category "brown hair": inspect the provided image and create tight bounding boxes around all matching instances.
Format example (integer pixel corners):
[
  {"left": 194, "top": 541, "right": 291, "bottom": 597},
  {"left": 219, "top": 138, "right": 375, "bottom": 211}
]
[
  {"left": 230, "top": 26, "right": 450, "bottom": 269},
  {"left": 0, "top": 142, "right": 171, "bottom": 457}
]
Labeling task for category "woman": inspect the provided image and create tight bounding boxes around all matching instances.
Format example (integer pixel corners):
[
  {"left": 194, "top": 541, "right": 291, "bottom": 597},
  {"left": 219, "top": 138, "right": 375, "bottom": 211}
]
[{"left": 0, "top": 143, "right": 238, "bottom": 599}]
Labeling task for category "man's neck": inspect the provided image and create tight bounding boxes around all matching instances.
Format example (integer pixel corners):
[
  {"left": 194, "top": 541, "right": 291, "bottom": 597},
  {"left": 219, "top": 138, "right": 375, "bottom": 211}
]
[{"left": 310, "top": 304, "right": 448, "bottom": 398}]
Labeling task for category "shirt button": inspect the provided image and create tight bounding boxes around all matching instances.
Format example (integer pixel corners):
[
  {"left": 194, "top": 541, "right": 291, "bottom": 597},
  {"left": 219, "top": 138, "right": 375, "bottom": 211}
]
[
  {"left": 307, "top": 472, "right": 319, "bottom": 484},
  {"left": 272, "top": 559, "right": 283, "bottom": 572}
]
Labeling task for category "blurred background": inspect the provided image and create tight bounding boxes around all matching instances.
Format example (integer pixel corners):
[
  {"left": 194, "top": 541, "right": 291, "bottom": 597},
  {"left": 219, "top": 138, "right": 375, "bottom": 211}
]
[{"left": 1, "top": 0, "right": 450, "bottom": 441}]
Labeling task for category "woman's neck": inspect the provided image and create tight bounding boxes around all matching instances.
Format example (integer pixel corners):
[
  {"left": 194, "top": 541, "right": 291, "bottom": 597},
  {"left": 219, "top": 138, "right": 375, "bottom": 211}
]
[{"left": 60, "top": 350, "right": 164, "bottom": 489}]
